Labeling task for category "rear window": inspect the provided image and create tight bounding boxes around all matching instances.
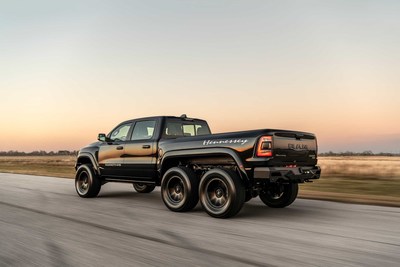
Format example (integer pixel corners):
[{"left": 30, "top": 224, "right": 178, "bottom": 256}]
[{"left": 163, "top": 119, "right": 211, "bottom": 138}]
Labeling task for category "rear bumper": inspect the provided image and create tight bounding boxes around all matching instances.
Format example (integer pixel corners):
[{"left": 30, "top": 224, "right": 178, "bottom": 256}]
[{"left": 253, "top": 166, "right": 321, "bottom": 183}]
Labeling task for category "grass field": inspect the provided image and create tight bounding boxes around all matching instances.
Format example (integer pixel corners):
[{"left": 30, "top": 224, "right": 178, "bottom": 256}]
[
  {"left": 0, "top": 155, "right": 399, "bottom": 206},
  {"left": 0, "top": 156, "right": 76, "bottom": 179},
  {"left": 300, "top": 156, "right": 400, "bottom": 206}
]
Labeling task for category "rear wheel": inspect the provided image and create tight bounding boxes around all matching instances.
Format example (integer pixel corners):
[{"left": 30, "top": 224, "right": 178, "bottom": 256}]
[
  {"left": 75, "top": 164, "right": 101, "bottom": 198},
  {"left": 133, "top": 183, "right": 155, "bottom": 193},
  {"left": 199, "top": 168, "right": 245, "bottom": 218},
  {"left": 161, "top": 167, "right": 199, "bottom": 212},
  {"left": 259, "top": 183, "right": 298, "bottom": 208}
]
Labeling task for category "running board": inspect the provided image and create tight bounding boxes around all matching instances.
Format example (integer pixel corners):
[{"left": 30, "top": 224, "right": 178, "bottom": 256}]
[{"left": 104, "top": 178, "right": 156, "bottom": 184}]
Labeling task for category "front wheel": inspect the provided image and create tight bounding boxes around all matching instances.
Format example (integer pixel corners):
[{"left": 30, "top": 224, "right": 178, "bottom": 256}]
[
  {"left": 199, "top": 168, "right": 245, "bottom": 218},
  {"left": 133, "top": 183, "right": 155, "bottom": 193},
  {"left": 75, "top": 164, "right": 101, "bottom": 198},
  {"left": 259, "top": 183, "right": 298, "bottom": 208}
]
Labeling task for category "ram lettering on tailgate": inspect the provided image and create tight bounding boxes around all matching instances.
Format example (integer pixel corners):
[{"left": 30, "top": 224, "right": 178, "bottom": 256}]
[{"left": 288, "top": 143, "right": 309, "bottom": 150}]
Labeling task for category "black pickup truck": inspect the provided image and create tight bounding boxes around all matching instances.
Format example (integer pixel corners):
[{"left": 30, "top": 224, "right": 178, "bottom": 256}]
[{"left": 75, "top": 115, "right": 320, "bottom": 218}]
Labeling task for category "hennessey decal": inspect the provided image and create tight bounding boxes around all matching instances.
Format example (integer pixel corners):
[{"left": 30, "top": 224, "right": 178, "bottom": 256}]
[{"left": 203, "top": 139, "right": 248, "bottom": 146}]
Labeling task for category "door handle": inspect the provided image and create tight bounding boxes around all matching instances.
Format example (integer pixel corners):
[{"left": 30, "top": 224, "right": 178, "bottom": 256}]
[
  {"left": 116, "top": 146, "right": 124, "bottom": 150},
  {"left": 142, "top": 145, "right": 151, "bottom": 149}
]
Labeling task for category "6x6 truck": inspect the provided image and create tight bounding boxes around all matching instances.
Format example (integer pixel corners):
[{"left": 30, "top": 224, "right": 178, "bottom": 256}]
[{"left": 75, "top": 115, "right": 321, "bottom": 218}]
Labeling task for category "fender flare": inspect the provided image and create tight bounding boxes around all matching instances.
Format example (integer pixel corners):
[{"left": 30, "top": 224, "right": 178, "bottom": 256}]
[
  {"left": 75, "top": 152, "right": 100, "bottom": 175},
  {"left": 158, "top": 148, "right": 249, "bottom": 182}
]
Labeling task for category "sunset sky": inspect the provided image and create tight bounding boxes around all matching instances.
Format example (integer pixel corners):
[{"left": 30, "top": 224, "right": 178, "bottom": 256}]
[{"left": 1, "top": 1, "right": 399, "bottom": 153}]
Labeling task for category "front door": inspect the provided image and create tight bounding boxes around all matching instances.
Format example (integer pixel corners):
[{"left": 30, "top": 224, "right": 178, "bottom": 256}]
[{"left": 98, "top": 122, "right": 132, "bottom": 177}]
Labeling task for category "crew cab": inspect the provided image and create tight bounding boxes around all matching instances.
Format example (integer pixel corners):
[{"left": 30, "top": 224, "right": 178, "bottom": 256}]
[{"left": 75, "top": 115, "right": 321, "bottom": 218}]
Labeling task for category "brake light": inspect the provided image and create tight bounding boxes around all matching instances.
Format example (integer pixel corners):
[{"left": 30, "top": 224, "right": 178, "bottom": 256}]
[{"left": 256, "top": 136, "right": 273, "bottom": 157}]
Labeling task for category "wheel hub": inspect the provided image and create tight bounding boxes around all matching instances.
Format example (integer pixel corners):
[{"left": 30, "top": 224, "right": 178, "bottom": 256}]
[
  {"left": 77, "top": 172, "right": 90, "bottom": 195},
  {"left": 164, "top": 175, "right": 186, "bottom": 207},
  {"left": 175, "top": 185, "right": 182, "bottom": 194},
  {"left": 202, "top": 176, "right": 232, "bottom": 214},
  {"left": 215, "top": 188, "right": 223, "bottom": 198},
  {"left": 267, "top": 184, "right": 284, "bottom": 200}
]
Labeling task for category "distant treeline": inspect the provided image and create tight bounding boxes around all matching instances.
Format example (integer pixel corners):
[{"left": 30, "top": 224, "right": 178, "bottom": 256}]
[
  {"left": 0, "top": 150, "right": 78, "bottom": 156},
  {"left": 319, "top": 151, "right": 400, "bottom": 157}
]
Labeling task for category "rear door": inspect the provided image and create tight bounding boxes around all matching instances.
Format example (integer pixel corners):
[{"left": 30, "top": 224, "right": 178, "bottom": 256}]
[{"left": 123, "top": 119, "right": 159, "bottom": 180}]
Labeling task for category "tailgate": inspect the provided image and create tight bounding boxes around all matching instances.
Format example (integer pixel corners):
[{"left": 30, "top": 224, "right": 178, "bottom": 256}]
[{"left": 272, "top": 132, "right": 317, "bottom": 166}]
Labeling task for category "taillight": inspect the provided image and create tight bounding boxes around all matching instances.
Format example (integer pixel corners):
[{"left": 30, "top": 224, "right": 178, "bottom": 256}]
[{"left": 256, "top": 136, "right": 273, "bottom": 157}]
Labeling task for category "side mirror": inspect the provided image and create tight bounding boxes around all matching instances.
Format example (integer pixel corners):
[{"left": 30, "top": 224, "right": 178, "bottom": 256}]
[{"left": 98, "top": 133, "right": 107, "bottom": 142}]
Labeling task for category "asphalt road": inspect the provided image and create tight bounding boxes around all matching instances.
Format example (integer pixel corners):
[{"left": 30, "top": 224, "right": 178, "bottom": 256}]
[{"left": 0, "top": 173, "right": 399, "bottom": 267}]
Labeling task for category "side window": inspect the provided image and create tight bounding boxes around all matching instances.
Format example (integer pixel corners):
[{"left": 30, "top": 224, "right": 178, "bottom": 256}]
[
  {"left": 183, "top": 125, "right": 195, "bottom": 136},
  {"left": 165, "top": 122, "right": 183, "bottom": 137},
  {"left": 131, "top": 120, "right": 156, "bottom": 140},
  {"left": 163, "top": 120, "right": 211, "bottom": 138},
  {"left": 196, "top": 124, "right": 210, "bottom": 135},
  {"left": 110, "top": 123, "right": 131, "bottom": 142}
]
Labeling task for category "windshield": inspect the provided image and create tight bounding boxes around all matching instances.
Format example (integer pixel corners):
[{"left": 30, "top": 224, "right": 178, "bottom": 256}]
[{"left": 163, "top": 119, "right": 211, "bottom": 138}]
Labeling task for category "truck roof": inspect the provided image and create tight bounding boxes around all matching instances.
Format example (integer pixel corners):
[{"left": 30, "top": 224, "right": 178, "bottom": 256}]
[{"left": 119, "top": 115, "right": 207, "bottom": 125}]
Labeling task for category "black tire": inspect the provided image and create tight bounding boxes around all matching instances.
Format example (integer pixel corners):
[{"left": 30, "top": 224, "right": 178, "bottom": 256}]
[
  {"left": 199, "top": 168, "right": 245, "bottom": 218},
  {"left": 259, "top": 183, "right": 298, "bottom": 208},
  {"left": 133, "top": 183, "right": 156, "bottom": 193},
  {"left": 161, "top": 167, "right": 199, "bottom": 212},
  {"left": 75, "top": 164, "right": 101, "bottom": 198}
]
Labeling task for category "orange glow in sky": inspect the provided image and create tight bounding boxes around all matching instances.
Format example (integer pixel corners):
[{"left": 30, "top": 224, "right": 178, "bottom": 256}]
[{"left": 1, "top": 1, "right": 399, "bottom": 153}]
